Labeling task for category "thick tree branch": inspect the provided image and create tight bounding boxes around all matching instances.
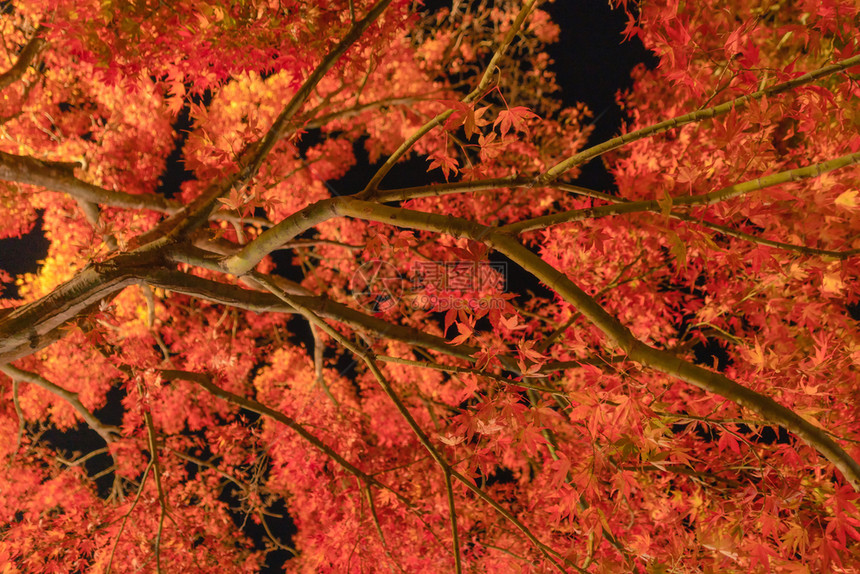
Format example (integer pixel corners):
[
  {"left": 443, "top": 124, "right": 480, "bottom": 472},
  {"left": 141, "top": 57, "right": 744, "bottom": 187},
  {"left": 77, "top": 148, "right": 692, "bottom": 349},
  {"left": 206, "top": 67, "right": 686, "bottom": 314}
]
[
  {"left": 493, "top": 237, "right": 860, "bottom": 488},
  {"left": 145, "top": 265, "right": 603, "bottom": 386},
  {"left": 0, "top": 24, "right": 47, "bottom": 91},
  {"left": 219, "top": 116, "right": 856, "bottom": 253},
  {"left": 0, "top": 248, "right": 527, "bottom": 381},
  {"left": 224, "top": 196, "right": 860, "bottom": 488},
  {"left": 221, "top": 199, "right": 341, "bottom": 274},
  {"left": 146, "top": 265, "right": 606, "bottom": 382},
  {"left": 0, "top": 150, "right": 176, "bottom": 212},
  {"left": 138, "top": 0, "right": 396, "bottom": 245},
  {"left": 141, "top": 266, "right": 479, "bottom": 363},
  {"left": 0, "top": 150, "right": 275, "bottom": 229},
  {"left": 0, "top": 250, "right": 165, "bottom": 363}
]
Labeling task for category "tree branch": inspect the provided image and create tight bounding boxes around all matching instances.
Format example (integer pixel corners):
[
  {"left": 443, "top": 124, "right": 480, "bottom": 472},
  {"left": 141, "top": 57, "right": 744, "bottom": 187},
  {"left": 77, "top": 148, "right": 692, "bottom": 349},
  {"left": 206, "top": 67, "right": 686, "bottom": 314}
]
[
  {"left": 141, "top": 266, "right": 479, "bottom": 363},
  {"left": 232, "top": 197, "right": 860, "bottom": 488},
  {"left": 503, "top": 150, "right": 860, "bottom": 234},
  {"left": 491, "top": 232, "right": 860, "bottom": 488},
  {"left": 445, "top": 469, "right": 462, "bottom": 574},
  {"left": 160, "top": 369, "right": 416, "bottom": 510},
  {"left": 376, "top": 355, "right": 560, "bottom": 394},
  {"left": 0, "top": 24, "right": 47, "bottom": 91},
  {"left": 0, "top": 364, "right": 119, "bottom": 444},
  {"left": 167, "top": 367, "right": 463, "bottom": 554},
  {"left": 106, "top": 458, "right": 155, "bottom": 574},
  {"left": 302, "top": 95, "right": 432, "bottom": 130},
  {"left": 540, "top": 53, "right": 860, "bottom": 181},
  {"left": 253, "top": 275, "right": 572, "bottom": 572},
  {"left": 137, "top": 378, "right": 168, "bottom": 574},
  {"left": 359, "top": 0, "right": 539, "bottom": 195},
  {"left": 373, "top": 176, "right": 530, "bottom": 203},
  {"left": 0, "top": 150, "right": 277, "bottom": 229},
  {"left": 138, "top": 0, "right": 396, "bottom": 245},
  {"left": 364, "top": 485, "right": 406, "bottom": 573},
  {"left": 0, "top": 249, "right": 165, "bottom": 363},
  {"left": 11, "top": 379, "right": 24, "bottom": 457},
  {"left": 672, "top": 211, "right": 860, "bottom": 259},
  {"left": 0, "top": 150, "right": 175, "bottom": 212}
]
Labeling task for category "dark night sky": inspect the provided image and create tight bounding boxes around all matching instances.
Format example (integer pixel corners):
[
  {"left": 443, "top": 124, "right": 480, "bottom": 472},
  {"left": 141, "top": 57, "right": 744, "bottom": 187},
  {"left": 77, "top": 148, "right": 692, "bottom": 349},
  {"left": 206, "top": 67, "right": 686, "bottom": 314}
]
[{"left": 547, "top": 1, "right": 658, "bottom": 188}]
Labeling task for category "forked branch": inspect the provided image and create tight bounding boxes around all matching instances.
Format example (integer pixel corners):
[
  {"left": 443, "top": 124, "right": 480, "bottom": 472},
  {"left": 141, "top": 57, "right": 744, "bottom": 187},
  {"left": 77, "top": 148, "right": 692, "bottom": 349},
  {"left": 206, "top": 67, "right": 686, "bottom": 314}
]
[
  {"left": 504, "top": 151, "right": 860, "bottom": 234},
  {"left": 540, "top": 53, "right": 860, "bottom": 181},
  {"left": 230, "top": 197, "right": 860, "bottom": 488},
  {"left": 0, "top": 364, "right": 119, "bottom": 444},
  {"left": 254, "top": 275, "right": 574, "bottom": 572},
  {"left": 359, "top": 0, "right": 539, "bottom": 194}
]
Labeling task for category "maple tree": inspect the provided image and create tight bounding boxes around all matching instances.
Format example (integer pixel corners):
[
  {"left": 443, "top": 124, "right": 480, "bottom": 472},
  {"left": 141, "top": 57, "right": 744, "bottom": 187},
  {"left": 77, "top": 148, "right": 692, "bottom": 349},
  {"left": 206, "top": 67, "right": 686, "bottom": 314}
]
[{"left": 0, "top": 0, "right": 859, "bottom": 571}]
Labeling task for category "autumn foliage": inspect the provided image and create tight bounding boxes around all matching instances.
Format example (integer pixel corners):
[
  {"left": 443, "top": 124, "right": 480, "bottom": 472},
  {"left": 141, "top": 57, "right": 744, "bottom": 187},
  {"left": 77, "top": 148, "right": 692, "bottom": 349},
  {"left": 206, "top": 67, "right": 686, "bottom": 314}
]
[{"left": 1, "top": 0, "right": 859, "bottom": 572}]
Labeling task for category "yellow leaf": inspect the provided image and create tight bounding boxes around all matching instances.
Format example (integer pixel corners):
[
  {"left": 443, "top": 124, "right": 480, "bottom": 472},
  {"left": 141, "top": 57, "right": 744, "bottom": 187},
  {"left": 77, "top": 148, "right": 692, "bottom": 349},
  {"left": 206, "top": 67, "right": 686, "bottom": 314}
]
[
  {"left": 657, "top": 190, "right": 673, "bottom": 218},
  {"left": 834, "top": 190, "right": 858, "bottom": 209},
  {"left": 821, "top": 272, "right": 845, "bottom": 295},
  {"left": 667, "top": 231, "right": 687, "bottom": 269},
  {"left": 748, "top": 339, "right": 766, "bottom": 371}
]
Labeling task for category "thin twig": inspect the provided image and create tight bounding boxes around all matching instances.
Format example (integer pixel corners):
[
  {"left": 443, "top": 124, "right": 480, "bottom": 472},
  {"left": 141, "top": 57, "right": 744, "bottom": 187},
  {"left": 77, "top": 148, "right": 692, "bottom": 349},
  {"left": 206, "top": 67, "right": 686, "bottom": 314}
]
[
  {"left": 11, "top": 379, "right": 24, "bottom": 458},
  {"left": 56, "top": 446, "right": 111, "bottom": 467},
  {"left": 445, "top": 469, "right": 462, "bottom": 574},
  {"left": 540, "top": 53, "right": 860, "bottom": 181},
  {"left": 504, "top": 151, "right": 860, "bottom": 234},
  {"left": 258, "top": 509, "right": 298, "bottom": 556},
  {"left": 138, "top": 379, "right": 167, "bottom": 574},
  {"left": 359, "top": 0, "right": 539, "bottom": 195},
  {"left": 0, "top": 364, "right": 119, "bottom": 443},
  {"left": 376, "top": 354, "right": 560, "bottom": 394},
  {"left": 311, "top": 324, "right": 339, "bottom": 406},
  {"left": 253, "top": 275, "right": 573, "bottom": 572},
  {"left": 364, "top": 485, "right": 405, "bottom": 572},
  {"left": 105, "top": 460, "right": 154, "bottom": 574}
]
